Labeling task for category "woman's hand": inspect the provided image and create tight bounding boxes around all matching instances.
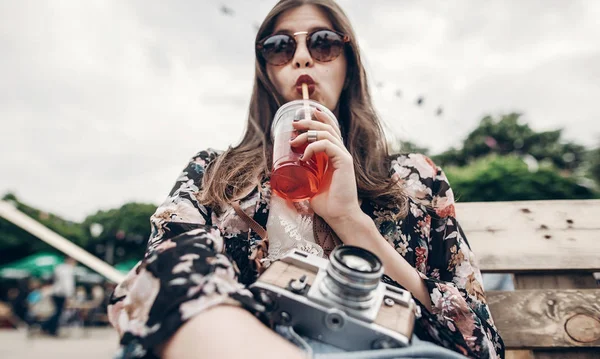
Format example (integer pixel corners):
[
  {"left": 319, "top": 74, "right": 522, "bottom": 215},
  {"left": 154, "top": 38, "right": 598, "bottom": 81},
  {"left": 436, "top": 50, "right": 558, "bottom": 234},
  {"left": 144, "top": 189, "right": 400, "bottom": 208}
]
[{"left": 289, "top": 110, "right": 363, "bottom": 223}]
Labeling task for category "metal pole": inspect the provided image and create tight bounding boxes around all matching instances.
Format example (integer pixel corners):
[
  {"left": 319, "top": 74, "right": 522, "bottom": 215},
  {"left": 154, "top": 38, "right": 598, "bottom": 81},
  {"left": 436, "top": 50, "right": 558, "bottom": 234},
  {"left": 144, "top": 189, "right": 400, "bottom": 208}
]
[
  {"left": 105, "top": 238, "right": 115, "bottom": 265},
  {"left": 0, "top": 201, "right": 125, "bottom": 283}
]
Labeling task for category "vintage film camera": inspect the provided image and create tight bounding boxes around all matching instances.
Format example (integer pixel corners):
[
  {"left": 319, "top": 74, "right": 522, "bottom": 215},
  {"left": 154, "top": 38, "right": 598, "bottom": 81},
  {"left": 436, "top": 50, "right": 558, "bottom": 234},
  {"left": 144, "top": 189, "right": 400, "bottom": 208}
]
[{"left": 250, "top": 246, "right": 419, "bottom": 351}]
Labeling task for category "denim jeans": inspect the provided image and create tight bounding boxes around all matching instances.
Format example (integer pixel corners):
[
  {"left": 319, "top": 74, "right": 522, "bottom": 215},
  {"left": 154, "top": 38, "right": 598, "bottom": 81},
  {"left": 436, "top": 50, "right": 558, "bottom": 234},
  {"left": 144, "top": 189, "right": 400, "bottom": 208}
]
[
  {"left": 308, "top": 336, "right": 468, "bottom": 359},
  {"left": 276, "top": 326, "right": 468, "bottom": 359}
]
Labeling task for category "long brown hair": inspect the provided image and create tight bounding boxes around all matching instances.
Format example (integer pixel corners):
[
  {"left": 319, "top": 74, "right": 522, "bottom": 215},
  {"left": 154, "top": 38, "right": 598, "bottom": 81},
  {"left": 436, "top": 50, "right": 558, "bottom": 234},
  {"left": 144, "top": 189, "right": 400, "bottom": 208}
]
[{"left": 200, "top": 0, "right": 407, "bottom": 217}]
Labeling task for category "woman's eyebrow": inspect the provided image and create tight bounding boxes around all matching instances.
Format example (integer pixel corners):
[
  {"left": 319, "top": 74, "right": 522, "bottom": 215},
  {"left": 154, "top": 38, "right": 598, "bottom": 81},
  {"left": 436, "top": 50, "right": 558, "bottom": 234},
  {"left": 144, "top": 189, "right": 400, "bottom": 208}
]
[
  {"left": 273, "top": 25, "right": 332, "bottom": 35},
  {"left": 272, "top": 28, "right": 293, "bottom": 35}
]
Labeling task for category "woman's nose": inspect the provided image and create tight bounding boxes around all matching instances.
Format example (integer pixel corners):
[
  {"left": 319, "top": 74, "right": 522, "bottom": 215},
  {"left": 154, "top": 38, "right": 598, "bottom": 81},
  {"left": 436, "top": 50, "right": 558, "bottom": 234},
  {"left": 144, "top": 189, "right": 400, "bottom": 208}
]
[{"left": 293, "top": 41, "right": 313, "bottom": 69}]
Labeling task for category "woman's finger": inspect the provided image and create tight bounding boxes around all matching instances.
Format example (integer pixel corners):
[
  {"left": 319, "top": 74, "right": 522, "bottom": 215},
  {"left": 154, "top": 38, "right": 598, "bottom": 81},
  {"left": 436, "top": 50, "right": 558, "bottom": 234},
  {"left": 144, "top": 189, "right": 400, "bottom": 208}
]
[
  {"left": 292, "top": 117, "right": 342, "bottom": 142},
  {"left": 313, "top": 109, "right": 342, "bottom": 138},
  {"left": 290, "top": 129, "right": 345, "bottom": 149},
  {"left": 300, "top": 139, "right": 351, "bottom": 165}
]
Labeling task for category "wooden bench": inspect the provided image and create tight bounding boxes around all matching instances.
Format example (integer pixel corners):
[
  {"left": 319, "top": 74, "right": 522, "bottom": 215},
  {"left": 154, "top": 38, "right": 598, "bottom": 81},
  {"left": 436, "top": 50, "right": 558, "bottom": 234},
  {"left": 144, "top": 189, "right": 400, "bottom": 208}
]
[{"left": 457, "top": 199, "right": 600, "bottom": 359}]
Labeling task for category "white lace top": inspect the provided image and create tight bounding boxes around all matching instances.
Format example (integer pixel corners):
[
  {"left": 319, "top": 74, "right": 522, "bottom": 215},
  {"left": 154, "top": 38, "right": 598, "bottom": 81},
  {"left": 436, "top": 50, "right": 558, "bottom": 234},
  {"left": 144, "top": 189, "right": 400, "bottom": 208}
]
[{"left": 265, "top": 194, "right": 324, "bottom": 261}]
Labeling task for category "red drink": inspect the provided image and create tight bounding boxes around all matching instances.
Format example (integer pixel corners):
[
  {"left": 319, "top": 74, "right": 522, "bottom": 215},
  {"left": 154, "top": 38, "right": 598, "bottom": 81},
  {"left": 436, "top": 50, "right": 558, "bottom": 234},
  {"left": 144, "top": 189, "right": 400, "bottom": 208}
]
[
  {"left": 271, "top": 130, "right": 328, "bottom": 201},
  {"left": 270, "top": 100, "right": 338, "bottom": 202}
]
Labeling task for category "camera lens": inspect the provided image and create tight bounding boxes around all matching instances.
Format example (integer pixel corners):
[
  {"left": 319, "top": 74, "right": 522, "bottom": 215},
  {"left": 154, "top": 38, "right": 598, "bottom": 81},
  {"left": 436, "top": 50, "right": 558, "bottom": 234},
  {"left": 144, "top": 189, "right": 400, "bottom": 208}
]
[
  {"left": 341, "top": 254, "right": 370, "bottom": 271},
  {"left": 335, "top": 247, "right": 381, "bottom": 273},
  {"left": 320, "top": 246, "right": 383, "bottom": 309}
]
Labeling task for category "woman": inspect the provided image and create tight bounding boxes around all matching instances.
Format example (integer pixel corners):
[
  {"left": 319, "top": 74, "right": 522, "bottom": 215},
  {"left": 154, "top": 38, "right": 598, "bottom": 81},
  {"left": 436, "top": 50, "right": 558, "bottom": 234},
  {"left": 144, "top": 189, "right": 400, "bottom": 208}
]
[{"left": 108, "top": 1, "right": 504, "bottom": 358}]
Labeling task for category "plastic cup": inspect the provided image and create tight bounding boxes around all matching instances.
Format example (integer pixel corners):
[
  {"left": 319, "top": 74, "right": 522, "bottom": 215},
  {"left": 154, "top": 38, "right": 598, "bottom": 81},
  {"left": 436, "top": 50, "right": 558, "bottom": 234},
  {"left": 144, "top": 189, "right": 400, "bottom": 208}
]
[{"left": 271, "top": 100, "right": 339, "bottom": 202}]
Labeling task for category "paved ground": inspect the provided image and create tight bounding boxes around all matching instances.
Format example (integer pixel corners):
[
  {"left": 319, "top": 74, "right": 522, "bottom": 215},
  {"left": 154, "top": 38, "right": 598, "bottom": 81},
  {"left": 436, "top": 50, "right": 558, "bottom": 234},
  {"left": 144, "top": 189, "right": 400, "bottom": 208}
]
[{"left": 0, "top": 327, "right": 119, "bottom": 359}]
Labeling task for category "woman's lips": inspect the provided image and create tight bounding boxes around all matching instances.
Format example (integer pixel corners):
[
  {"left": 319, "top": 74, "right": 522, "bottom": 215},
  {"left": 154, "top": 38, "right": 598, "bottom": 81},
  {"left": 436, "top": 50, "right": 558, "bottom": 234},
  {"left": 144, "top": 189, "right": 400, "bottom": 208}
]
[{"left": 295, "top": 74, "right": 316, "bottom": 97}]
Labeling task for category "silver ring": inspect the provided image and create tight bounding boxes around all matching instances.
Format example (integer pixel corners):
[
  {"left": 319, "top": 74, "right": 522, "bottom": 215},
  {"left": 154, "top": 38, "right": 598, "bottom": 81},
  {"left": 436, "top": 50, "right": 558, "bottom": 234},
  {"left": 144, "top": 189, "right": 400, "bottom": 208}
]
[{"left": 307, "top": 130, "right": 318, "bottom": 143}]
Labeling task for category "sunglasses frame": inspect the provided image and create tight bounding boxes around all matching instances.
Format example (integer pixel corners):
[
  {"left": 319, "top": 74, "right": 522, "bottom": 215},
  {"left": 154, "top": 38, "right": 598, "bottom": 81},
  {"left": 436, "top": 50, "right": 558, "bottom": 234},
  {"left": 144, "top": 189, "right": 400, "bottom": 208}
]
[{"left": 257, "top": 29, "right": 350, "bottom": 66}]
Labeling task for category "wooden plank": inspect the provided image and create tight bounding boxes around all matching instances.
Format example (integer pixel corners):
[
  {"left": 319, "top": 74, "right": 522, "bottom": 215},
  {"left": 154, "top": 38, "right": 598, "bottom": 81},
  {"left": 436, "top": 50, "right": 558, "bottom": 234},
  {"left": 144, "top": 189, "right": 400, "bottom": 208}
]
[
  {"left": 470, "top": 230, "right": 600, "bottom": 273},
  {"left": 456, "top": 200, "right": 600, "bottom": 231},
  {"left": 486, "top": 289, "right": 600, "bottom": 349},
  {"left": 511, "top": 273, "right": 599, "bottom": 359},
  {"left": 455, "top": 200, "right": 600, "bottom": 272},
  {"left": 531, "top": 349, "right": 600, "bottom": 359},
  {"left": 513, "top": 274, "right": 598, "bottom": 290},
  {"left": 506, "top": 351, "right": 533, "bottom": 359}
]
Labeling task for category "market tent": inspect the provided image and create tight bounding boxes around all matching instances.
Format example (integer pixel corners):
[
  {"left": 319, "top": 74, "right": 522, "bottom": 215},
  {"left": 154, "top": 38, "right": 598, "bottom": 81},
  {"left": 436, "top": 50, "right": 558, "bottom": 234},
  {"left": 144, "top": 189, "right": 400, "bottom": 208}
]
[
  {"left": 115, "top": 259, "right": 139, "bottom": 274},
  {"left": 0, "top": 252, "right": 63, "bottom": 279},
  {"left": 0, "top": 252, "right": 104, "bottom": 283}
]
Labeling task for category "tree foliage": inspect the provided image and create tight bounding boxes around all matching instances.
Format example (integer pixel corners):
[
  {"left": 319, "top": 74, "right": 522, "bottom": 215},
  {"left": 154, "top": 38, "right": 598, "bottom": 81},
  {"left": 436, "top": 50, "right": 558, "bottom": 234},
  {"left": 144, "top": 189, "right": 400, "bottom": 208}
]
[
  {"left": 1, "top": 193, "right": 87, "bottom": 265},
  {"left": 81, "top": 202, "right": 157, "bottom": 262},
  {"left": 0, "top": 193, "right": 155, "bottom": 266},
  {"left": 443, "top": 155, "right": 598, "bottom": 202},
  {"left": 432, "top": 113, "right": 587, "bottom": 172},
  {"left": 587, "top": 144, "right": 600, "bottom": 186},
  {"left": 395, "top": 140, "right": 430, "bottom": 156}
]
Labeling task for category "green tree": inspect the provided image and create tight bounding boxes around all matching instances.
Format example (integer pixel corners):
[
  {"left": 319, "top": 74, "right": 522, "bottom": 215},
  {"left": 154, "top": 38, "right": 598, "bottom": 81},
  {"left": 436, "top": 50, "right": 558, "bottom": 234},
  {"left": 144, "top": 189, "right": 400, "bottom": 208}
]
[
  {"left": 443, "top": 155, "right": 598, "bottom": 202},
  {"left": 432, "top": 113, "right": 587, "bottom": 172},
  {"left": 587, "top": 144, "right": 600, "bottom": 186},
  {"left": 81, "top": 202, "right": 157, "bottom": 262},
  {"left": 1, "top": 193, "right": 87, "bottom": 265},
  {"left": 0, "top": 193, "right": 157, "bottom": 266},
  {"left": 394, "top": 140, "right": 430, "bottom": 155}
]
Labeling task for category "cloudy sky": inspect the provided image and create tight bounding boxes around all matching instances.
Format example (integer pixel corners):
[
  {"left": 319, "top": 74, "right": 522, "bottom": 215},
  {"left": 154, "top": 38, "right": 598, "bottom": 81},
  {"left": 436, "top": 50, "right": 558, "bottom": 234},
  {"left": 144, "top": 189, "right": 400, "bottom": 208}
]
[{"left": 1, "top": 0, "right": 599, "bottom": 222}]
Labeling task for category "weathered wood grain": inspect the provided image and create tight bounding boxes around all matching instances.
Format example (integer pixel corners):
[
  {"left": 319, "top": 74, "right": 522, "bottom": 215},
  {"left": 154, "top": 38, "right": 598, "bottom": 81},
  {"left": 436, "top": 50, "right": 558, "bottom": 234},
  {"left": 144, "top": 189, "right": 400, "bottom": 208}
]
[
  {"left": 487, "top": 289, "right": 600, "bottom": 349},
  {"left": 513, "top": 274, "right": 598, "bottom": 289},
  {"left": 455, "top": 200, "right": 600, "bottom": 272},
  {"left": 505, "top": 350, "right": 534, "bottom": 359},
  {"left": 510, "top": 271, "right": 599, "bottom": 359}
]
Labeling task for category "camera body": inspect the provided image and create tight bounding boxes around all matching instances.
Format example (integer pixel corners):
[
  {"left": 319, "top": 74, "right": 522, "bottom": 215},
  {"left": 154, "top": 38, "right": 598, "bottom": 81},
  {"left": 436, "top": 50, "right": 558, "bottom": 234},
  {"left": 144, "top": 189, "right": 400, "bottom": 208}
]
[{"left": 250, "top": 246, "right": 418, "bottom": 351}]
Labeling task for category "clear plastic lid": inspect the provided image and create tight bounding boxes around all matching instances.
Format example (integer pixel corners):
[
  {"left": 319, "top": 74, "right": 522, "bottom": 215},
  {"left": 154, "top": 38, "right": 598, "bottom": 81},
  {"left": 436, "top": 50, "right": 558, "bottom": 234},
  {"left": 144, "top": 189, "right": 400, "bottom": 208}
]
[{"left": 271, "top": 100, "right": 339, "bottom": 138}]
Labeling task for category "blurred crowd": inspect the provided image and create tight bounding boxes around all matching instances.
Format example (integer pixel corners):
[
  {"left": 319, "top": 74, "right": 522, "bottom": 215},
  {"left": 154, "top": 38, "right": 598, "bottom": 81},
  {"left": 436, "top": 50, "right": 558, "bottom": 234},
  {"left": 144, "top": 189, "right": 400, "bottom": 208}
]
[{"left": 0, "top": 260, "right": 115, "bottom": 336}]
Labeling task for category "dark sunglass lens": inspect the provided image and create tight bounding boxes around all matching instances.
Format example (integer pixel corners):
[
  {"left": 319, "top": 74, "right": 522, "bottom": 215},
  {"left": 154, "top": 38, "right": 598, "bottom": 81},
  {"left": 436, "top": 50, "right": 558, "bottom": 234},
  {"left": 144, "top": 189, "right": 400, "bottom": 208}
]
[
  {"left": 261, "top": 34, "right": 295, "bottom": 65},
  {"left": 309, "top": 30, "right": 344, "bottom": 62}
]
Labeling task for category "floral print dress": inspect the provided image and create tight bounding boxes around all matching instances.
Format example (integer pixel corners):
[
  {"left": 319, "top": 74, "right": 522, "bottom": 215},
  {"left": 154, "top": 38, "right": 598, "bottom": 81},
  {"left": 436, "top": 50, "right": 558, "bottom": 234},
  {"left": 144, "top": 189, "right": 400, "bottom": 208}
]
[{"left": 108, "top": 149, "right": 505, "bottom": 359}]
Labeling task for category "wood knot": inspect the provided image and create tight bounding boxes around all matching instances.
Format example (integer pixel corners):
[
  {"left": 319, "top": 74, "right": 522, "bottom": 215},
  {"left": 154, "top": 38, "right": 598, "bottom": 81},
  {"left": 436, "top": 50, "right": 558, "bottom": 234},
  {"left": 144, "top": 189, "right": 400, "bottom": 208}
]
[
  {"left": 565, "top": 314, "right": 600, "bottom": 343},
  {"left": 539, "top": 224, "right": 549, "bottom": 230},
  {"left": 520, "top": 208, "right": 532, "bottom": 213}
]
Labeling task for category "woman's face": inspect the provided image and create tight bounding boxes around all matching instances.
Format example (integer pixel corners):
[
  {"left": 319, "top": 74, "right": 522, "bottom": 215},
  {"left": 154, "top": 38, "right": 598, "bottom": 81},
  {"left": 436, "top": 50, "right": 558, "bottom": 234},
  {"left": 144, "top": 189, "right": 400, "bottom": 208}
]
[{"left": 266, "top": 4, "right": 347, "bottom": 112}]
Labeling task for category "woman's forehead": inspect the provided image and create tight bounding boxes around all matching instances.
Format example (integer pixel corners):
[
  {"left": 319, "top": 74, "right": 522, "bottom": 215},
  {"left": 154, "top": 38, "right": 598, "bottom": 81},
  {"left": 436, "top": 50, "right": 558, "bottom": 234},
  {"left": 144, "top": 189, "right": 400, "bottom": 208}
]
[{"left": 273, "top": 4, "right": 333, "bottom": 33}]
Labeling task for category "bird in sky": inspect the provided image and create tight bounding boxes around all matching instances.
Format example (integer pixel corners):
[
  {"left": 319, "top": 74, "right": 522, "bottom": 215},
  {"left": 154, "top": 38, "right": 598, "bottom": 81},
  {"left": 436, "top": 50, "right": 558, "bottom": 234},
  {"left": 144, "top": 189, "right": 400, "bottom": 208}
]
[{"left": 220, "top": 5, "right": 235, "bottom": 16}]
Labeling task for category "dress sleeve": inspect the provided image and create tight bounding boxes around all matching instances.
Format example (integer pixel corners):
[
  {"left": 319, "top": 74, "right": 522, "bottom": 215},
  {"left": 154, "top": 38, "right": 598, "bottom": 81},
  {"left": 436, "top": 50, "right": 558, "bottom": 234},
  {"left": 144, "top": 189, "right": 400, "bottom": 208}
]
[
  {"left": 391, "top": 153, "right": 505, "bottom": 359},
  {"left": 107, "top": 149, "right": 260, "bottom": 359}
]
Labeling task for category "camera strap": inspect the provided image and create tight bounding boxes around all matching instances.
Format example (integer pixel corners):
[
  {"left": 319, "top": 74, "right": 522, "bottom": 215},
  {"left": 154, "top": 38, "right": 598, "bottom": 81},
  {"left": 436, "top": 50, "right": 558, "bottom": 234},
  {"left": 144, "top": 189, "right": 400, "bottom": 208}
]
[
  {"left": 231, "top": 200, "right": 268, "bottom": 240},
  {"left": 313, "top": 214, "right": 343, "bottom": 257},
  {"left": 232, "top": 200, "right": 270, "bottom": 273},
  {"left": 231, "top": 198, "right": 345, "bottom": 260}
]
